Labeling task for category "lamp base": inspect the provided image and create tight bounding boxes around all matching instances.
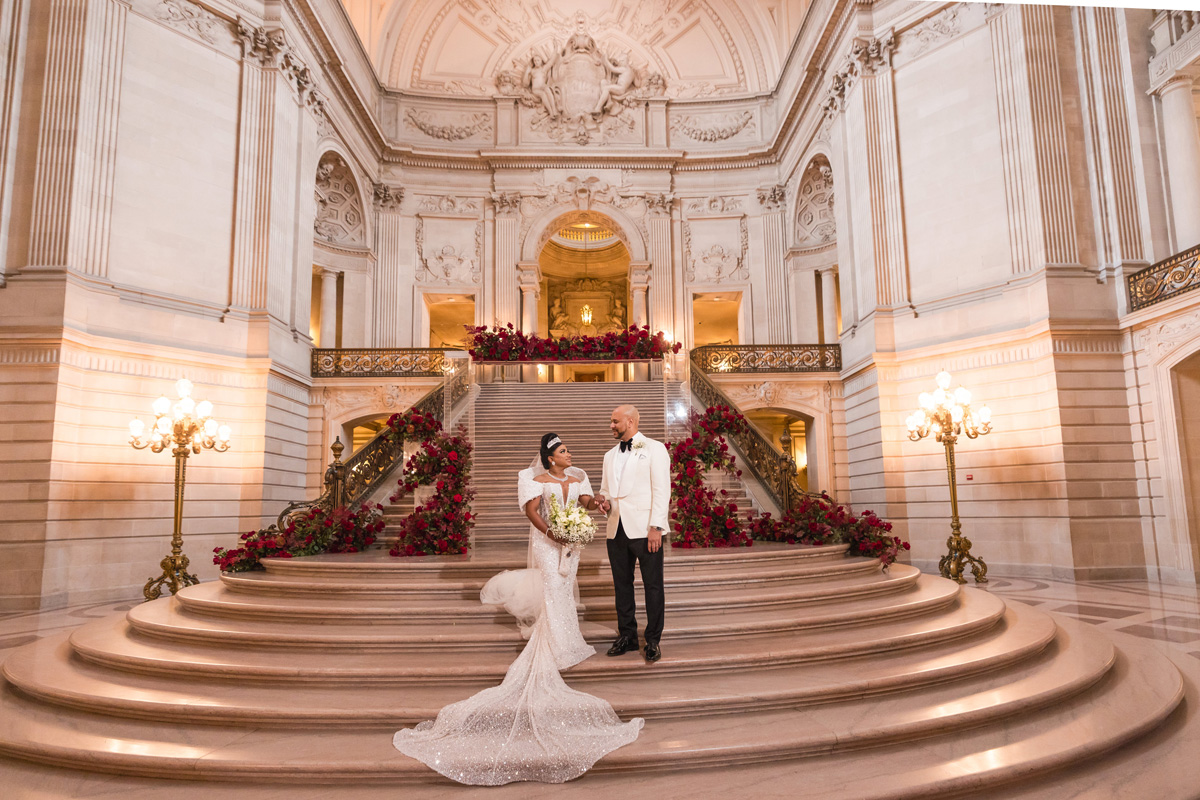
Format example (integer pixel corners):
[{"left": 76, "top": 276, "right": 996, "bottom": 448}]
[
  {"left": 939, "top": 533, "right": 988, "bottom": 584},
  {"left": 143, "top": 553, "right": 199, "bottom": 601}
]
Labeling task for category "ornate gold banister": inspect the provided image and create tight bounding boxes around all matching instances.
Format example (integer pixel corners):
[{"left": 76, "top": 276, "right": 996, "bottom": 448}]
[
  {"left": 686, "top": 344, "right": 840, "bottom": 511},
  {"left": 276, "top": 371, "right": 470, "bottom": 529},
  {"left": 1128, "top": 243, "right": 1200, "bottom": 312}
]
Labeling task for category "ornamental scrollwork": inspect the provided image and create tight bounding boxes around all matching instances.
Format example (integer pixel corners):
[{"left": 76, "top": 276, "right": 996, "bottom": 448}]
[
  {"left": 1128, "top": 245, "right": 1200, "bottom": 312},
  {"left": 154, "top": 0, "right": 223, "bottom": 44}
]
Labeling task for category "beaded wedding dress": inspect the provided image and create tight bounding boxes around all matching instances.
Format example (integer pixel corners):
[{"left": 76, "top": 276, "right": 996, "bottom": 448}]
[{"left": 392, "top": 466, "right": 644, "bottom": 785}]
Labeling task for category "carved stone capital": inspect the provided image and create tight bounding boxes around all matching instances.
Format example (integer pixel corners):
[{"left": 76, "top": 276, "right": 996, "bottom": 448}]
[
  {"left": 236, "top": 18, "right": 286, "bottom": 66},
  {"left": 644, "top": 193, "right": 674, "bottom": 216},
  {"left": 822, "top": 32, "right": 896, "bottom": 117},
  {"left": 373, "top": 183, "right": 404, "bottom": 211},
  {"left": 491, "top": 191, "right": 522, "bottom": 216},
  {"left": 757, "top": 184, "right": 787, "bottom": 210}
]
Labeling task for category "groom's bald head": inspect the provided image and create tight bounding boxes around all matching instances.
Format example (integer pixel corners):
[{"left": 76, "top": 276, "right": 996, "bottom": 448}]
[{"left": 610, "top": 404, "right": 640, "bottom": 441}]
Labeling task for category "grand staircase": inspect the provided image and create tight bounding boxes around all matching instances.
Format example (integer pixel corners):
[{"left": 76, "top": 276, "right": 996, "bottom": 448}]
[{"left": 2, "top": 381, "right": 1200, "bottom": 798}]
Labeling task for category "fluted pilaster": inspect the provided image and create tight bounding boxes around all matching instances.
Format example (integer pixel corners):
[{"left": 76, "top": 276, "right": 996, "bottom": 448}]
[
  {"left": 371, "top": 184, "right": 405, "bottom": 346},
  {"left": 758, "top": 185, "right": 789, "bottom": 341},
  {"left": 647, "top": 202, "right": 674, "bottom": 338},
  {"left": 28, "top": 0, "right": 127, "bottom": 277},
  {"left": 989, "top": 4, "right": 1079, "bottom": 273},
  {"left": 0, "top": 0, "right": 30, "bottom": 285}
]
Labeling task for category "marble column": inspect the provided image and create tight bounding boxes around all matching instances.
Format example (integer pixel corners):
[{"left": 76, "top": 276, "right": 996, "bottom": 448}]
[
  {"left": 819, "top": 267, "right": 840, "bottom": 345},
  {"left": 646, "top": 198, "right": 675, "bottom": 339},
  {"left": 630, "top": 262, "right": 651, "bottom": 381},
  {"left": 492, "top": 193, "right": 521, "bottom": 326},
  {"left": 1159, "top": 74, "right": 1200, "bottom": 250},
  {"left": 788, "top": 264, "right": 820, "bottom": 343},
  {"left": 517, "top": 261, "right": 540, "bottom": 382},
  {"left": 758, "top": 185, "right": 789, "bottom": 342},
  {"left": 319, "top": 268, "right": 339, "bottom": 348}
]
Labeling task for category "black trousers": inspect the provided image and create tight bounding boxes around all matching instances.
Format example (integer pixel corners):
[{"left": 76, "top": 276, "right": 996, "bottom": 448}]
[{"left": 606, "top": 520, "right": 665, "bottom": 645}]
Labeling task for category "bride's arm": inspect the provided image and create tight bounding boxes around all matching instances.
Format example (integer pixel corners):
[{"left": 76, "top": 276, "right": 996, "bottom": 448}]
[{"left": 523, "top": 497, "right": 553, "bottom": 537}]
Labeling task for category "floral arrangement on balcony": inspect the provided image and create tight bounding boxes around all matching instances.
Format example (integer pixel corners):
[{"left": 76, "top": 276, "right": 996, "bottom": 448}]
[
  {"left": 747, "top": 494, "right": 910, "bottom": 568},
  {"left": 212, "top": 504, "right": 385, "bottom": 573},
  {"left": 668, "top": 405, "right": 753, "bottom": 548},
  {"left": 385, "top": 407, "right": 475, "bottom": 557},
  {"left": 465, "top": 323, "right": 681, "bottom": 362}
]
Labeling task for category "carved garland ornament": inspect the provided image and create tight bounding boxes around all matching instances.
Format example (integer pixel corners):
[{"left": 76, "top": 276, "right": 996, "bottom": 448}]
[
  {"left": 404, "top": 109, "right": 493, "bottom": 141},
  {"left": 671, "top": 110, "right": 755, "bottom": 142}
]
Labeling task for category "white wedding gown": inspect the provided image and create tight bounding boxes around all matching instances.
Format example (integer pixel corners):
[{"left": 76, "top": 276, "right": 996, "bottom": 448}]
[{"left": 392, "top": 467, "right": 644, "bottom": 785}]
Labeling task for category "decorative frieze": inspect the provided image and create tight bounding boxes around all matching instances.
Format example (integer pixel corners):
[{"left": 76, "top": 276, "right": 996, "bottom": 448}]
[
  {"left": 686, "top": 196, "right": 743, "bottom": 215},
  {"left": 417, "top": 195, "right": 481, "bottom": 215},
  {"left": 404, "top": 108, "right": 492, "bottom": 141}
]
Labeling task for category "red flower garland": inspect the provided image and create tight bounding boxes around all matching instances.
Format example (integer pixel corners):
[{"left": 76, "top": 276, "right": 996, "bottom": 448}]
[
  {"left": 466, "top": 323, "right": 681, "bottom": 362},
  {"left": 384, "top": 408, "right": 475, "bottom": 557},
  {"left": 668, "top": 405, "right": 753, "bottom": 548},
  {"left": 747, "top": 493, "right": 911, "bottom": 568}
]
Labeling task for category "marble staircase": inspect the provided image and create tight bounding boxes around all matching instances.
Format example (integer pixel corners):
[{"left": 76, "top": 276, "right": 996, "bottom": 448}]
[{"left": 1, "top": 381, "right": 1199, "bottom": 798}]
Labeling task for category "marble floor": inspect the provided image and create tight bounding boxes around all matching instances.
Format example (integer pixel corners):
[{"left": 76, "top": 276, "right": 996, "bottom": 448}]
[{"left": 2, "top": 572, "right": 1200, "bottom": 800}]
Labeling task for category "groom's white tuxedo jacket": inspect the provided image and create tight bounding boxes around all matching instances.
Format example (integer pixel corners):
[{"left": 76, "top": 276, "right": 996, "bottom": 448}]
[{"left": 599, "top": 431, "right": 671, "bottom": 540}]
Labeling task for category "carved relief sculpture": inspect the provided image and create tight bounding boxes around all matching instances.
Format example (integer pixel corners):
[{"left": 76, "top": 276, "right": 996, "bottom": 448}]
[
  {"left": 497, "top": 12, "right": 666, "bottom": 145},
  {"left": 155, "top": 0, "right": 224, "bottom": 44},
  {"left": 314, "top": 154, "right": 366, "bottom": 246},
  {"left": 373, "top": 183, "right": 404, "bottom": 211},
  {"left": 794, "top": 158, "right": 836, "bottom": 245},
  {"left": 421, "top": 245, "right": 478, "bottom": 285}
]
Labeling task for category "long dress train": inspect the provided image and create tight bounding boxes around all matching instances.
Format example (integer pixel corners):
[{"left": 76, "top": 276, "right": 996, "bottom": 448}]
[{"left": 392, "top": 467, "right": 644, "bottom": 785}]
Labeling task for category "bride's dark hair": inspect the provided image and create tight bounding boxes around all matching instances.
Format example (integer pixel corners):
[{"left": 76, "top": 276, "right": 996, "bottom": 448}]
[{"left": 540, "top": 432, "right": 562, "bottom": 469}]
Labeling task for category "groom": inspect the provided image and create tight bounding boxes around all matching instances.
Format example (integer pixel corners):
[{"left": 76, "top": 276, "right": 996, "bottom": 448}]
[{"left": 597, "top": 404, "right": 670, "bottom": 663}]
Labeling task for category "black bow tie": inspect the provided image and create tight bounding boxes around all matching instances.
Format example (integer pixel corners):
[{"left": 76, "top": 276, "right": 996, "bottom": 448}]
[{"left": 619, "top": 439, "right": 633, "bottom": 453}]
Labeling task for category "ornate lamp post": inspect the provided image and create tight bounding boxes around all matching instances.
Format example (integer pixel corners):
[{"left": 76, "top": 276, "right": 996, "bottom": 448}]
[
  {"left": 129, "top": 378, "right": 231, "bottom": 601},
  {"left": 906, "top": 371, "right": 993, "bottom": 584}
]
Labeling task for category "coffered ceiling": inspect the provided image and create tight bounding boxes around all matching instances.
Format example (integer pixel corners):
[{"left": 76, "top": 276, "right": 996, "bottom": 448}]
[{"left": 340, "top": 0, "right": 811, "bottom": 97}]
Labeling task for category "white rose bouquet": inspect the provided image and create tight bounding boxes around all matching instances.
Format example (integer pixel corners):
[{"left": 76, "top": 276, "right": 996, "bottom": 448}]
[{"left": 548, "top": 493, "right": 596, "bottom": 548}]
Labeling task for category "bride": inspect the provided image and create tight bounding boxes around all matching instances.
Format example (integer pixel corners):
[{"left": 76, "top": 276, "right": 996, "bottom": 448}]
[{"left": 393, "top": 432, "right": 644, "bottom": 785}]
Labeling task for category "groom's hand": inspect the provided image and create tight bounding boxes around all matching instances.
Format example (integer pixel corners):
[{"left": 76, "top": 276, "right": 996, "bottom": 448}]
[{"left": 647, "top": 527, "right": 663, "bottom": 553}]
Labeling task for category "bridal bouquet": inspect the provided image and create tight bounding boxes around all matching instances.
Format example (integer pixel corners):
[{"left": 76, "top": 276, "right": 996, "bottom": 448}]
[{"left": 548, "top": 494, "right": 596, "bottom": 548}]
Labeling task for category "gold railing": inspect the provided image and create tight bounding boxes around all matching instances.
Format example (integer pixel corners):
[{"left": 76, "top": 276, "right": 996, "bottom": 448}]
[
  {"left": 312, "top": 348, "right": 448, "bottom": 378},
  {"left": 276, "top": 371, "right": 470, "bottom": 529},
  {"left": 1128, "top": 244, "right": 1200, "bottom": 312},
  {"left": 688, "top": 351, "right": 808, "bottom": 513},
  {"left": 692, "top": 344, "right": 841, "bottom": 374}
]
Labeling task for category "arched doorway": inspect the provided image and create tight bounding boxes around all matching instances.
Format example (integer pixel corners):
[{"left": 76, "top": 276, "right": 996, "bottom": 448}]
[
  {"left": 533, "top": 212, "right": 634, "bottom": 382},
  {"left": 1174, "top": 349, "right": 1200, "bottom": 572},
  {"left": 745, "top": 408, "right": 817, "bottom": 492}
]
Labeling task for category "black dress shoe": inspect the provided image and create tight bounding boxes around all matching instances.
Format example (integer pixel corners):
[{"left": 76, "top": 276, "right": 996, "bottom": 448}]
[
  {"left": 606, "top": 637, "right": 638, "bottom": 657},
  {"left": 644, "top": 643, "right": 662, "bottom": 662}
]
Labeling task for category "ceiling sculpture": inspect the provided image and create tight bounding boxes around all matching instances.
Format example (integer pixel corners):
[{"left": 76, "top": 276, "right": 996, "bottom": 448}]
[{"left": 342, "top": 0, "right": 804, "bottom": 99}]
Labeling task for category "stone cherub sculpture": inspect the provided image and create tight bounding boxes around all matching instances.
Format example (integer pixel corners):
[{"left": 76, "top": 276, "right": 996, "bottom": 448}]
[
  {"left": 594, "top": 52, "right": 636, "bottom": 118},
  {"left": 549, "top": 297, "right": 569, "bottom": 332},
  {"left": 523, "top": 50, "right": 561, "bottom": 120}
]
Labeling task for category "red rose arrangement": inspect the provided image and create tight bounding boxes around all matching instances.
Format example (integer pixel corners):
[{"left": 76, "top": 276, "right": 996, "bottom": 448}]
[
  {"left": 213, "top": 503, "right": 385, "bottom": 573},
  {"left": 668, "top": 405, "right": 753, "bottom": 548},
  {"left": 466, "top": 323, "right": 681, "bottom": 362},
  {"left": 747, "top": 493, "right": 911, "bottom": 568},
  {"left": 384, "top": 408, "right": 475, "bottom": 557}
]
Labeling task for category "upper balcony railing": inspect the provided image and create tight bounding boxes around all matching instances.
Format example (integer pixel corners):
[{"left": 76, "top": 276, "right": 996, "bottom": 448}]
[
  {"left": 1127, "top": 243, "right": 1200, "bottom": 313},
  {"left": 312, "top": 348, "right": 449, "bottom": 378},
  {"left": 691, "top": 343, "right": 841, "bottom": 374}
]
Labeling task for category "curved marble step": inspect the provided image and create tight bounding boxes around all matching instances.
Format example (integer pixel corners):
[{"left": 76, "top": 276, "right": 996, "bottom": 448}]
[
  {"left": 181, "top": 565, "right": 922, "bottom": 622},
  {"left": 123, "top": 575, "right": 958, "bottom": 650},
  {"left": 2, "top": 602, "right": 1059, "bottom": 727},
  {"left": 0, "top": 618, "right": 1179, "bottom": 786},
  {"left": 220, "top": 552, "right": 881, "bottom": 599},
  {"left": 68, "top": 588, "right": 1006, "bottom": 683}
]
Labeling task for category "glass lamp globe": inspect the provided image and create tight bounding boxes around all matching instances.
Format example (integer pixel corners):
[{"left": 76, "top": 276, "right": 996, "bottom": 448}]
[
  {"left": 935, "top": 371, "right": 952, "bottom": 390},
  {"left": 152, "top": 396, "right": 171, "bottom": 416},
  {"left": 176, "top": 378, "right": 193, "bottom": 399}
]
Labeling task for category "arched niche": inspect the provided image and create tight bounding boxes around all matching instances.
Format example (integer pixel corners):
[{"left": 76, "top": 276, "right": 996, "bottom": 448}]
[{"left": 521, "top": 205, "right": 648, "bottom": 263}]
